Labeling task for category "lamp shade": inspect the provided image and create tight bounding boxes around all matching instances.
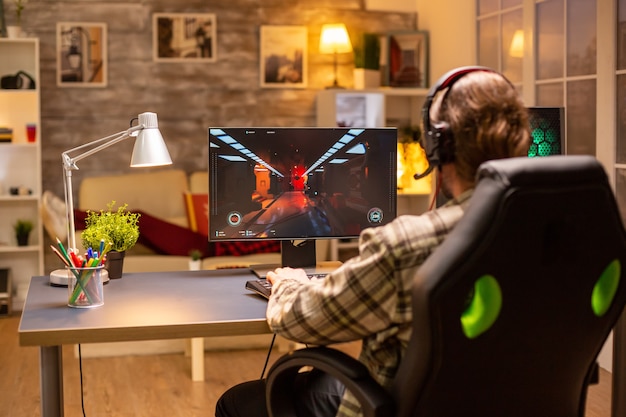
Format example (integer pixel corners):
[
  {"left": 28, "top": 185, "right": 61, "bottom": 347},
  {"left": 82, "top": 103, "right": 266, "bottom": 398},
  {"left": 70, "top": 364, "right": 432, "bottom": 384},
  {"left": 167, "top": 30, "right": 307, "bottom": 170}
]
[
  {"left": 130, "top": 112, "right": 173, "bottom": 167},
  {"left": 509, "top": 30, "right": 524, "bottom": 58},
  {"left": 319, "top": 24, "right": 353, "bottom": 54}
]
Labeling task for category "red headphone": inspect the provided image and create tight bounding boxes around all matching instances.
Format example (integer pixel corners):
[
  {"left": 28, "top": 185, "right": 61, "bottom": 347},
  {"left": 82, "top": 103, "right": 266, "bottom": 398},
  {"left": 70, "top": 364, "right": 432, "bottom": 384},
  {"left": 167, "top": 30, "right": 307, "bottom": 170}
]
[{"left": 415, "top": 66, "right": 506, "bottom": 179}]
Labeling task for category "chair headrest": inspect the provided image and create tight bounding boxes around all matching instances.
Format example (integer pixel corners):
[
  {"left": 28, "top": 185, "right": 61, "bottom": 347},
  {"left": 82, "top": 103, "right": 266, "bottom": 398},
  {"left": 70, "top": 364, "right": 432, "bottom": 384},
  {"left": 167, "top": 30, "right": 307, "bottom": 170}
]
[{"left": 476, "top": 155, "right": 606, "bottom": 188}]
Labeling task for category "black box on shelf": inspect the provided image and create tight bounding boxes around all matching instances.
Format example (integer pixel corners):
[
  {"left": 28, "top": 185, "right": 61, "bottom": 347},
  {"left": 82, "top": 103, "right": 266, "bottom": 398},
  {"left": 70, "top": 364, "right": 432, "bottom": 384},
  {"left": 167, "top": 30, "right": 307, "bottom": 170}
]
[{"left": 0, "top": 127, "right": 13, "bottom": 143}]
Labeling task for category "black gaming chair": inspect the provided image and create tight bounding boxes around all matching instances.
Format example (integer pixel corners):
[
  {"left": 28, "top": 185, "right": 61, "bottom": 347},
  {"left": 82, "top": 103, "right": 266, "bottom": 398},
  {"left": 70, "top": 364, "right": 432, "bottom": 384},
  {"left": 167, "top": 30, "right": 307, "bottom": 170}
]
[{"left": 265, "top": 155, "right": 626, "bottom": 417}]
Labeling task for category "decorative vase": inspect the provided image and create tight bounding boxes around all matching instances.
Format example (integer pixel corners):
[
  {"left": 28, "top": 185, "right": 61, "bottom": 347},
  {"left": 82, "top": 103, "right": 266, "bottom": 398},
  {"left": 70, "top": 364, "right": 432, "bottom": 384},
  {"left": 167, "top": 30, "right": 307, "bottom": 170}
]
[
  {"left": 6, "top": 26, "right": 22, "bottom": 38},
  {"left": 105, "top": 250, "right": 126, "bottom": 279}
]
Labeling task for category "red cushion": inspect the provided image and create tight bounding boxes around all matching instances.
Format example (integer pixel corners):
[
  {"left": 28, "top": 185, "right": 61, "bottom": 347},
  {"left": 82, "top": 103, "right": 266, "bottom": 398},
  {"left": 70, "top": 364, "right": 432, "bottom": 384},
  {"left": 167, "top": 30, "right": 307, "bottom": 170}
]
[{"left": 183, "top": 193, "right": 209, "bottom": 236}]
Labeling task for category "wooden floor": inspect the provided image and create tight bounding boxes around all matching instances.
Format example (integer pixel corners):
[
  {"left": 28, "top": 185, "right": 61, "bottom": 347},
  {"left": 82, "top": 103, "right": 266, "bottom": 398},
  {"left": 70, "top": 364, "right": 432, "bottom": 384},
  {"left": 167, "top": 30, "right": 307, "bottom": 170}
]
[{"left": 0, "top": 315, "right": 613, "bottom": 417}]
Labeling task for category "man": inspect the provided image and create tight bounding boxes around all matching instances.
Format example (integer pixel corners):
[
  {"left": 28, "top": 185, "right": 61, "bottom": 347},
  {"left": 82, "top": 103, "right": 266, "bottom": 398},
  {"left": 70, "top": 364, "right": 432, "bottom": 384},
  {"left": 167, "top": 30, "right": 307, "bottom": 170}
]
[{"left": 215, "top": 66, "right": 531, "bottom": 417}]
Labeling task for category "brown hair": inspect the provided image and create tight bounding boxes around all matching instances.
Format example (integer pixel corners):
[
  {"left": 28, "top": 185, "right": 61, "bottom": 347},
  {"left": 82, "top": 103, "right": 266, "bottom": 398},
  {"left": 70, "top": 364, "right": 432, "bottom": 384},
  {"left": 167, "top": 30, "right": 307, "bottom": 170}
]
[{"left": 431, "top": 70, "right": 531, "bottom": 184}]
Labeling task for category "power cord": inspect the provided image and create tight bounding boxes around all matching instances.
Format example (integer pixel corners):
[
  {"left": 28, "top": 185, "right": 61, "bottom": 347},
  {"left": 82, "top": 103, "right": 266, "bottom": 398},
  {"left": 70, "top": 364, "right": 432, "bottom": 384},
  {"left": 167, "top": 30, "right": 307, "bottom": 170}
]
[
  {"left": 77, "top": 344, "right": 88, "bottom": 417},
  {"left": 260, "top": 333, "right": 277, "bottom": 379}
]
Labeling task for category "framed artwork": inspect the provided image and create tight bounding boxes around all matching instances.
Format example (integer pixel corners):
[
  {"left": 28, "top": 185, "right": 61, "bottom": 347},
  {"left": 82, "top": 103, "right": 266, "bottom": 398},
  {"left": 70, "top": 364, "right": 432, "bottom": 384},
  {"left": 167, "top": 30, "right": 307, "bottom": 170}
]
[
  {"left": 153, "top": 13, "right": 217, "bottom": 62},
  {"left": 260, "top": 25, "right": 307, "bottom": 88},
  {"left": 56, "top": 22, "right": 108, "bottom": 87},
  {"left": 386, "top": 30, "right": 429, "bottom": 88}
]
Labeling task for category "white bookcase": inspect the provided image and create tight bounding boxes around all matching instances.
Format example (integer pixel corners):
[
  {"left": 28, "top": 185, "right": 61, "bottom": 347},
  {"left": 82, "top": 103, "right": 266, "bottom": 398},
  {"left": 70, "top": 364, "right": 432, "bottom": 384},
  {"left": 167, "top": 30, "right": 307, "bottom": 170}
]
[
  {"left": 316, "top": 88, "right": 433, "bottom": 261},
  {"left": 0, "top": 38, "right": 43, "bottom": 313}
]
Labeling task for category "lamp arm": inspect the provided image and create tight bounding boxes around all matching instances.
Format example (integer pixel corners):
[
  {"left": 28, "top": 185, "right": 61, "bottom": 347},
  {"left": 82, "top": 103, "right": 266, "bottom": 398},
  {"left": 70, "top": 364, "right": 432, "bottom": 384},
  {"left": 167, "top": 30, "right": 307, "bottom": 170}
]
[
  {"left": 61, "top": 123, "right": 144, "bottom": 250},
  {"left": 62, "top": 124, "right": 144, "bottom": 171}
]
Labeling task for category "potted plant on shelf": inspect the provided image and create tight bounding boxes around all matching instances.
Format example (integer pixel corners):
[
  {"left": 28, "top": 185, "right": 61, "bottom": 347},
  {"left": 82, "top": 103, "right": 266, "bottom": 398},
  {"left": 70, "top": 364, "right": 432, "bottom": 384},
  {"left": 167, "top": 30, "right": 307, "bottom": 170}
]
[
  {"left": 188, "top": 249, "right": 202, "bottom": 271},
  {"left": 353, "top": 32, "right": 381, "bottom": 89},
  {"left": 7, "top": 0, "right": 25, "bottom": 38},
  {"left": 13, "top": 219, "right": 33, "bottom": 246},
  {"left": 81, "top": 201, "right": 140, "bottom": 279}
]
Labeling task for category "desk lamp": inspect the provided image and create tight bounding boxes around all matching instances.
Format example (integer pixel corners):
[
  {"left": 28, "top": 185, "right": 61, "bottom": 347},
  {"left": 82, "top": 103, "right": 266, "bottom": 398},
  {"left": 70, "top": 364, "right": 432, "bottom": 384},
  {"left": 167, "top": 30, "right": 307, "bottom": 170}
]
[
  {"left": 49, "top": 112, "right": 173, "bottom": 286},
  {"left": 319, "top": 23, "right": 353, "bottom": 88}
]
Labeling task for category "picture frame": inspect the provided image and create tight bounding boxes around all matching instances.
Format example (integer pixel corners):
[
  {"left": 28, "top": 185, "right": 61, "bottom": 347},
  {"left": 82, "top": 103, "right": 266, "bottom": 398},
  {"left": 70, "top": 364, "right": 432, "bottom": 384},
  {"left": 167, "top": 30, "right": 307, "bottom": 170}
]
[
  {"left": 56, "top": 22, "right": 108, "bottom": 87},
  {"left": 260, "top": 25, "right": 307, "bottom": 88},
  {"left": 385, "top": 30, "right": 429, "bottom": 88},
  {"left": 153, "top": 13, "right": 217, "bottom": 62}
]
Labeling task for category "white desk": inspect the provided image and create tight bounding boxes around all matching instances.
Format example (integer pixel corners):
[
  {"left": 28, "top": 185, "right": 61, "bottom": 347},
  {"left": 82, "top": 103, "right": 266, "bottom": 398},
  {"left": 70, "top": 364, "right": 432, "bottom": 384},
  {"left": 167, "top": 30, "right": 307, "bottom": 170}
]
[{"left": 19, "top": 269, "right": 271, "bottom": 417}]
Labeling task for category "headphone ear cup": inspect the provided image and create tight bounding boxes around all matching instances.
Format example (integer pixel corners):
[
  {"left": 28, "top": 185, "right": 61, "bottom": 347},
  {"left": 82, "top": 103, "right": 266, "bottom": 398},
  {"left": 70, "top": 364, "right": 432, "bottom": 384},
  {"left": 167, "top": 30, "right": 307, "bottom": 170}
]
[
  {"left": 431, "top": 122, "right": 454, "bottom": 164},
  {"left": 433, "top": 121, "right": 455, "bottom": 164}
]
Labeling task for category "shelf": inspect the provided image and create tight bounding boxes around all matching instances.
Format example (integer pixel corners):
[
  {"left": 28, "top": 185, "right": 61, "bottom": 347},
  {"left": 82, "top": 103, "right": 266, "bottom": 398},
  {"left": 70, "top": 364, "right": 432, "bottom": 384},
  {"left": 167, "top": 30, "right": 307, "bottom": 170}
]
[
  {"left": 0, "top": 195, "right": 39, "bottom": 202},
  {"left": 0, "top": 89, "right": 39, "bottom": 94},
  {"left": 0, "top": 245, "right": 41, "bottom": 253},
  {"left": 346, "top": 87, "right": 430, "bottom": 96},
  {"left": 0, "top": 142, "right": 37, "bottom": 148}
]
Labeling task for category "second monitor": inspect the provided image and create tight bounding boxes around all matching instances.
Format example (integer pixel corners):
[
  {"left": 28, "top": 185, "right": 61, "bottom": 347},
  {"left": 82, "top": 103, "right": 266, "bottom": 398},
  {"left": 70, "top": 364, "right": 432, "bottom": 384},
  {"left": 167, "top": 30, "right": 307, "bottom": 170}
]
[{"left": 208, "top": 127, "right": 398, "bottom": 272}]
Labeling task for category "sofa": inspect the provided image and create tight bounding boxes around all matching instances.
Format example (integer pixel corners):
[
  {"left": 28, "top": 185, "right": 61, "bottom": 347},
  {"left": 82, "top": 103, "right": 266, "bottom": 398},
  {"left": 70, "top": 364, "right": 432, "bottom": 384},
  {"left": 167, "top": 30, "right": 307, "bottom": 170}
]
[
  {"left": 75, "top": 168, "right": 330, "bottom": 271},
  {"left": 75, "top": 169, "right": 270, "bottom": 272}
]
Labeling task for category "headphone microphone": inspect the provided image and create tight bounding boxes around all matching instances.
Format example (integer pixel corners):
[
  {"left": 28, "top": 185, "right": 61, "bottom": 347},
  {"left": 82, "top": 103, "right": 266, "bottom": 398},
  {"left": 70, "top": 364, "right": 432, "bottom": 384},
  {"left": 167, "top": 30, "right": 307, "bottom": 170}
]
[
  {"left": 414, "top": 66, "right": 500, "bottom": 180},
  {"left": 413, "top": 165, "right": 434, "bottom": 180}
]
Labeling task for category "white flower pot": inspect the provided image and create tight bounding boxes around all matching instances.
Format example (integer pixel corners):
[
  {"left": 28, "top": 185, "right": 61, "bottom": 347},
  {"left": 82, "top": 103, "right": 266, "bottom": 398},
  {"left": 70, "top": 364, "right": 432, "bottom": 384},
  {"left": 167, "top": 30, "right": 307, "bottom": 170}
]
[
  {"left": 353, "top": 68, "right": 381, "bottom": 89},
  {"left": 188, "top": 260, "right": 201, "bottom": 271},
  {"left": 6, "top": 26, "right": 22, "bottom": 38}
]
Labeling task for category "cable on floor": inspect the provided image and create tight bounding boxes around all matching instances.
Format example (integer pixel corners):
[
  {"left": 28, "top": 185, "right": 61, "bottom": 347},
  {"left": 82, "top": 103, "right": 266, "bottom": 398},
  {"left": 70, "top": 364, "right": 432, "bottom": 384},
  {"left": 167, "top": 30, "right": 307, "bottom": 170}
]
[{"left": 78, "top": 344, "right": 87, "bottom": 417}]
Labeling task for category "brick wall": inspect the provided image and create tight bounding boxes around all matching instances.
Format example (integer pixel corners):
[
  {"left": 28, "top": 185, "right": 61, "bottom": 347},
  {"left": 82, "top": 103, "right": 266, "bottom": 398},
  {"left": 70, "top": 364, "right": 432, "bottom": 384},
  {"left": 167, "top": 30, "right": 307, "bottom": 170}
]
[{"left": 7, "top": 0, "right": 416, "bottom": 270}]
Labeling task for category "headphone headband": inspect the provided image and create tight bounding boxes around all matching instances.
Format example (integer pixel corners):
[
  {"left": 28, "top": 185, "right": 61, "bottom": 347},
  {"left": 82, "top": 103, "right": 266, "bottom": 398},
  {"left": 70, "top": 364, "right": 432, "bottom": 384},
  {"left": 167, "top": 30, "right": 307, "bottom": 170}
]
[{"left": 415, "top": 66, "right": 502, "bottom": 180}]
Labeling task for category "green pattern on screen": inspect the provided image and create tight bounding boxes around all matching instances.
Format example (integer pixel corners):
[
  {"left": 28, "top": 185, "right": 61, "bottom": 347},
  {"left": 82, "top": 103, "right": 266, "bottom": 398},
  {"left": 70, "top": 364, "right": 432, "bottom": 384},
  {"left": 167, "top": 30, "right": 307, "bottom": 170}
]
[
  {"left": 591, "top": 259, "right": 621, "bottom": 317},
  {"left": 527, "top": 107, "right": 562, "bottom": 157},
  {"left": 461, "top": 275, "right": 502, "bottom": 339},
  {"left": 529, "top": 123, "right": 560, "bottom": 157}
]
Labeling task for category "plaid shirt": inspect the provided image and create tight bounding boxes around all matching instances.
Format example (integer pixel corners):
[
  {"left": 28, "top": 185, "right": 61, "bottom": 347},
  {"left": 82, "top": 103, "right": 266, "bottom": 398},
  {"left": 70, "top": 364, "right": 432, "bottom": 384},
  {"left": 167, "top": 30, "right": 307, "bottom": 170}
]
[{"left": 266, "top": 189, "right": 473, "bottom": 417}]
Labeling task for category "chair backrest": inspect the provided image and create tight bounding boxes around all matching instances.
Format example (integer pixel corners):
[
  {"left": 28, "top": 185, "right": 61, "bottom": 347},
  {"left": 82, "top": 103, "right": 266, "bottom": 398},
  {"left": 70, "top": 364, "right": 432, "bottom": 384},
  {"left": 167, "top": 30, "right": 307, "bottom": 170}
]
[{"left": 394, "top": 155, "right": 626, "bottom": 417}]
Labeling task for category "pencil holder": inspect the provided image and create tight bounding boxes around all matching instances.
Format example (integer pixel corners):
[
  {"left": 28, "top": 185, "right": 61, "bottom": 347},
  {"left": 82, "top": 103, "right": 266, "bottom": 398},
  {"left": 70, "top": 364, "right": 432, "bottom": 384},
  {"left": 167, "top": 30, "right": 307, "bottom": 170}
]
[{"left": 67, "top": 265, "right": 105, "bottom": 308}]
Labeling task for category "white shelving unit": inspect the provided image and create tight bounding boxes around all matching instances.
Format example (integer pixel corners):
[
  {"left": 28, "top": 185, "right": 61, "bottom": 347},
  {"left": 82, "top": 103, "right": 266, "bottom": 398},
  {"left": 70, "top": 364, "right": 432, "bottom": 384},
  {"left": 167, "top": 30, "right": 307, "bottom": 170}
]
[
  {"left": 0, "top": 38, "right": 43, "bottom": 312},
  {"left": 316, "top": 88, "right": 429, "bottom": 129},
  {"left": 316, "top": 88, "right": 433, "bottom": 261}
]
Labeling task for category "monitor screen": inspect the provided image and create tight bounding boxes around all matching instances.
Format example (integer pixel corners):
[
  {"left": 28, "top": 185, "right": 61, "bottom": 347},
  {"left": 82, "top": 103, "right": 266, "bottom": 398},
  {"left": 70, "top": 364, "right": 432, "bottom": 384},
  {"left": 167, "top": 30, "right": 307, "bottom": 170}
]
[
  {"left": 208, "top": 127, "right": 397, "bottom": 270},
  {"left": 527, "top": 107, "right": 564, "bottom": 157}
]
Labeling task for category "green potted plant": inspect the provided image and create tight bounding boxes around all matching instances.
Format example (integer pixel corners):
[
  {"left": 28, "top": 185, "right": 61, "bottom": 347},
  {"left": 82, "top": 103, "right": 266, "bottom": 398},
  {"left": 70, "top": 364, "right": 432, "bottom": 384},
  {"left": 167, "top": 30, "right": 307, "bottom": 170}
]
[
  {"left": 7, "top": 0, "right": 25, "bottom": 38},
  {"left": 353, "top": 32, "right": 381, "bottom": 89},
  {"left": 81, "top": 201, "right": 140, "bottom": 279},
  {"left": 188, "top": 249, "right": 202, "bottom": 271},
  {"left": 13, "top": 219, "right": 33, "bottom": 246}
]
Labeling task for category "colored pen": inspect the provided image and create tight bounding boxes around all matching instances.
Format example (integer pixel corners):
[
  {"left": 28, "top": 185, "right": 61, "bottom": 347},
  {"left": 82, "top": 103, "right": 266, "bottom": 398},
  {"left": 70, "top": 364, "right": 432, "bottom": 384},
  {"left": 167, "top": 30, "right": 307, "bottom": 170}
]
[
  {"left": 55, "top": 238, "right": 72, "bottom": 265},
  {"left": 50, "top": 245, "right": 70, "bottom": 266}
]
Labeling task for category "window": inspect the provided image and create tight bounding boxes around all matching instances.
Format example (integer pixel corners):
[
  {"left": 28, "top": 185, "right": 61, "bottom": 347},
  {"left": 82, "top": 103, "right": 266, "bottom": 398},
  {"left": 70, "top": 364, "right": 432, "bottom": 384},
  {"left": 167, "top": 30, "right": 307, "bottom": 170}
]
[
  {"left": 477, "top": 0, "right": 524, "bottom": 84},
  {"left": 477, "top": 0, "right": 597, "bottom": 157}
]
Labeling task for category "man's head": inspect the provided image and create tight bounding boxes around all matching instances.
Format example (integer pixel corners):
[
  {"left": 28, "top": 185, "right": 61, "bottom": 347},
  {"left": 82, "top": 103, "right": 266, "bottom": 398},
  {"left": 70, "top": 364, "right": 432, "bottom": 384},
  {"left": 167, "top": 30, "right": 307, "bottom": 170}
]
[{"left": 420, "top": 67, "right": 530, "bottom": 192}]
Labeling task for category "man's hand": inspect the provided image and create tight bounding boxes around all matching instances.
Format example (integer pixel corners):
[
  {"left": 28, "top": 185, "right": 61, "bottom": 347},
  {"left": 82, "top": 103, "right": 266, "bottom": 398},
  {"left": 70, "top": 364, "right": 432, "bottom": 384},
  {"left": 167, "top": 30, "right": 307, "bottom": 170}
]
[{"left": 266, "top": 266, "right": 309, "bottom": 286}]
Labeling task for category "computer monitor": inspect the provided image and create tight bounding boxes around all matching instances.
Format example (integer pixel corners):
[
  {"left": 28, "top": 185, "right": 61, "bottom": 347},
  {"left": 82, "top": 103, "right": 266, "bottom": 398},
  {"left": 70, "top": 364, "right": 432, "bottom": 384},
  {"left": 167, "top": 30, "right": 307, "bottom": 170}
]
[
  {"left": 208, "top": 127, "right": 398, "bottom": 274},
  {"left": 527, "top": 107, "right": 564, "bottom": 157}
]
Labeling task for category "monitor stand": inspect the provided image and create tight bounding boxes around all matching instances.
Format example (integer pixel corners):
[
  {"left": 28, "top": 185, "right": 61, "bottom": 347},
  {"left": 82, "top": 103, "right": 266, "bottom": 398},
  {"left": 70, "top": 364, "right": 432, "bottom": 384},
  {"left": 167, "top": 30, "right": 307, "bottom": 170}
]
[{"left": 250, "top": 240, "right": 318, "bottom": 278}]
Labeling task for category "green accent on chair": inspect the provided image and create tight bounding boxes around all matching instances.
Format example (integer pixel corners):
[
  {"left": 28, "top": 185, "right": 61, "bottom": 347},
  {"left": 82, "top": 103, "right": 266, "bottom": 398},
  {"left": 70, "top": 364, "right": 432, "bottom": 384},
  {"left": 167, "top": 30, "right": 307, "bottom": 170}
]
[
  {"left": 591, "top": 260, "right": 621, "bottom": 317},
  {"left": 461, "top": 275, "right": 502, "bottom": 339}
]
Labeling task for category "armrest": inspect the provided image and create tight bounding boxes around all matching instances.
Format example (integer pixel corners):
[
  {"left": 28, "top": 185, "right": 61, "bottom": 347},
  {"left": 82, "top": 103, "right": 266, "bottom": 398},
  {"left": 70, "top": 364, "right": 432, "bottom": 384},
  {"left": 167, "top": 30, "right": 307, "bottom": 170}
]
[{"left": 266, "top": 347, "right": 394, "bottom": 417}]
